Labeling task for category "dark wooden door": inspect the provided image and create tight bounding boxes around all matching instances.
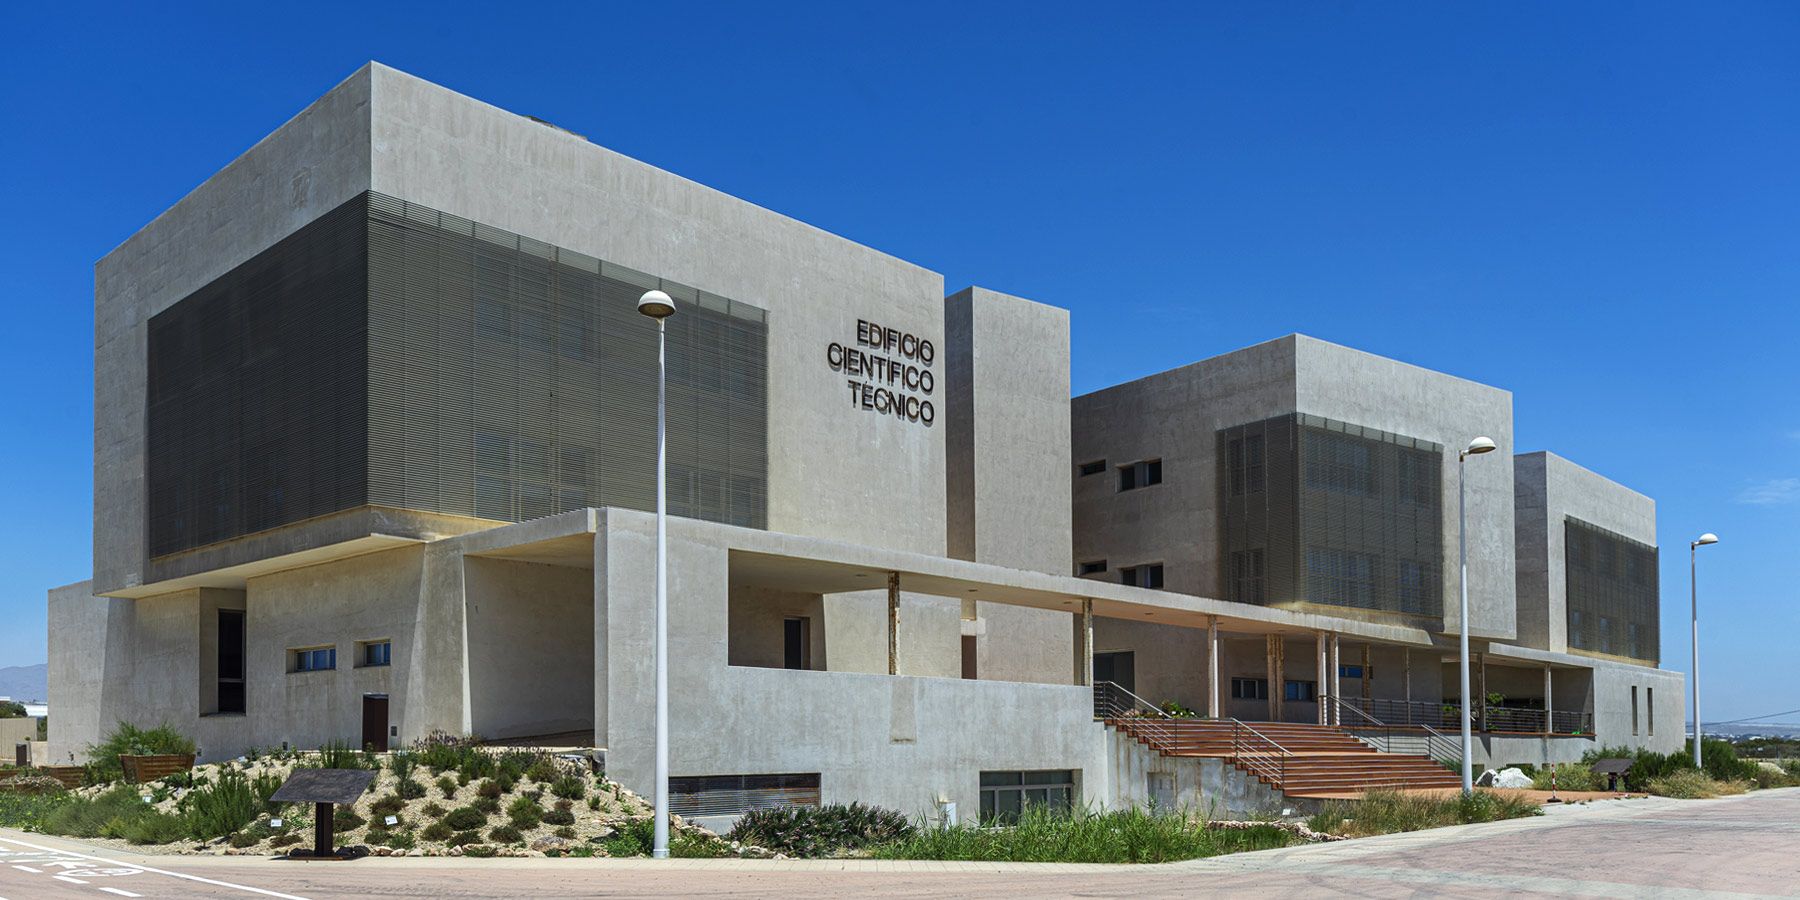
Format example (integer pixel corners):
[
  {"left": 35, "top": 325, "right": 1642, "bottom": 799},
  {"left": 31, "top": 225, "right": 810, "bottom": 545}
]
[
  {"left": 361, "top": 695, "right": 389, "bottom": 752},
  {"left": 1093, "top": 651, "right": 1135, "bottom": 694}
]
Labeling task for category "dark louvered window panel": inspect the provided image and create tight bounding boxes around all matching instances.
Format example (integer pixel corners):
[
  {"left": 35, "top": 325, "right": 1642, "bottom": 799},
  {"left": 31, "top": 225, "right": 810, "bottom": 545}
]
[
  {"left": 364, "top": 192, "right": 768, "bottom": 530},
  {"left": 1218, "top": 414, "right": 1443, "bottom": 619},
  {"left": 668, "top": 773, "right": 821, "bottom": 817},
  {"left": 146, "top": 195, "right": 371, "bottom": 557},
  {"left": 147, "top": 192, "right": 768, "bottom": 559},
  {"left": 1564, "top": 518, "right": 1659, "bottom": 664}
]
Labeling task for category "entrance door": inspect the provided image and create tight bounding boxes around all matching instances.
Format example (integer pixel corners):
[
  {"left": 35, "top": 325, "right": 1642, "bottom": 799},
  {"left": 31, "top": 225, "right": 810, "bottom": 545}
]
[
  {"left": 783, "top": 617, "right": 812, "bottom": 670},
  {"left": 1093, "top": 651, "right": 1136, "bottom": 694},
  {"left": 361, "top": 694, "right": 389, "bottom": 752}
]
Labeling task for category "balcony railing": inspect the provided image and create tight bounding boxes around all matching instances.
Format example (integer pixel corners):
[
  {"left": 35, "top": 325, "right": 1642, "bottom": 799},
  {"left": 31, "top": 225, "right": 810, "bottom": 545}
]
[{"left": 1339, "top": 697, "right": 1593, "bottom": 735}]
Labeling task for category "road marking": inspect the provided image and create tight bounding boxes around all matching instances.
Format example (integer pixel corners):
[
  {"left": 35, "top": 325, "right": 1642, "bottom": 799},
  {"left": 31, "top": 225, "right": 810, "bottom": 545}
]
[
  {"left": 54, "top": 874, "right": 89, "bottom": 884},
  {"left": 100, "top": 889, "right": 144, "bottom": 898},
  {"left": 0, "top": 837, "right": 311, "bottom": 900},
  {"left": 8, "top": 866, "right": 38, "bottom": 873}
]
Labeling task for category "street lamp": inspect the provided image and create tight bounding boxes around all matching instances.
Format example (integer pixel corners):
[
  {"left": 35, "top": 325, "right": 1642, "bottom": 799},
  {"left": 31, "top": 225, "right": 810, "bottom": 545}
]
[
  {"left": 637, "top": 289, "right": 676, "bottom": 859},
  {"left": 1690, "top": 532, "right": 1718, "bottom": 770},
  {"left": 1457, "top": 435, "right": 1496, "bottom": 794}
]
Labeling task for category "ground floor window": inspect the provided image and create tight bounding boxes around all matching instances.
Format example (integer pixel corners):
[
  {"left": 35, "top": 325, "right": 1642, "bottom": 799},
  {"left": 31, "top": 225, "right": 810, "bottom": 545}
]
[
  {"left": 291, "top": 646, "right": 335, "bottom": 672},
  {"left": 668, "top": 773, "right": 820, "bottom": 817},
  {"left": 1284, "top": 680, "right": 1317, "bottom": 702},
  {"left": 359, "top": 639, "right": 392, "bottom": 667},
  {"left": 1231, "top": 677, "right": 1268, "bottom": 700},
  {"left": 980, "top": 770, "right": 1075, "bottom": 824}
]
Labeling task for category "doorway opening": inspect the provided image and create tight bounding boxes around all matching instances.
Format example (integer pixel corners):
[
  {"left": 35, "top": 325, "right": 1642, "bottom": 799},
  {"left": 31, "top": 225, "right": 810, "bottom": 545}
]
[{"left": 362, "top": 693, "right": 389, "bottom": 752}]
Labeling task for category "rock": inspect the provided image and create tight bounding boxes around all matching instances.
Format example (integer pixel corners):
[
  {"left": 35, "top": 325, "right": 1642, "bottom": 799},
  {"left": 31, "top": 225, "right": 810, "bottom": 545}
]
[
  {"left": 530, "top": 835, "right": 576, "bottom": 853},
  {"left": 448, "top": 846, "right": 463, "bottom": 857},
  {"left": 1492, "top": 767, "right": 1534, "bottom": 789},
  {"left": 407, "top": 849, "right": 424, "bottom": 857},
  {"left": 1474, "top": 769, "right": 1499, "bottom": 787}
]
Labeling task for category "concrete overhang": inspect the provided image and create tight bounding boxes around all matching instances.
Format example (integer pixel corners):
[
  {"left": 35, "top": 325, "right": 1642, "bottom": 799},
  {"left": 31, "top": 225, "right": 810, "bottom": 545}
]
[
  {"left": 104, "top": 534, "right": 424, "bottom": 599},
  {"left": 1483, "top": 642, "right": 1635, "bottom": 672}
]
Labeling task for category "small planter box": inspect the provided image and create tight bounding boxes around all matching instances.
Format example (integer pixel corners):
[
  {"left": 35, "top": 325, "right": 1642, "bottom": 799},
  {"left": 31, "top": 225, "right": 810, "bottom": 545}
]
[
  {"left": 120, "top": 754, "right": 195, "bottom": 783},
  {"left": 38, "top": 766, "right": 87, "bottom": 789}
]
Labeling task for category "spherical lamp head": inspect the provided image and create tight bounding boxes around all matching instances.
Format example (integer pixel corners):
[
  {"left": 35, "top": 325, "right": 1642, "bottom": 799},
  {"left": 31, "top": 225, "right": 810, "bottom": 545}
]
[
  {"left": 637, "top": 289, "right": 676, "bottom": 320},
  {"left": 1694, "top": 533, "right": 1719, "bottom": 547}
]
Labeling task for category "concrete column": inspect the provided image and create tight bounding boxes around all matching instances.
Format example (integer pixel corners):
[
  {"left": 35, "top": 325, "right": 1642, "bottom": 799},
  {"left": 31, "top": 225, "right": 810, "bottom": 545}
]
[
  {"left": 1476, "top": 651, "right": 1488, "bottom": 733},
  {"left": 1315, "top": 632, "right": 1329, "bottom": 725},
  {"left": 1544, "top": 666, "right": 1554, "bottom": 734},
  {"left": 1329, "top": 634, "right": 1342, "bottom": 726},
  {"left": 1404, "top": 649, "right": 1413, "bottom": 724},
  {"left": 1265, "top": 634, "right": 1280, "bottom": 721},
  {"left": 1207, "top": 617, "right": 1221, "bottom": 719},
  {"left": 1361, "top": 644, "right": 1373, "bottom": 701},
  {"left": 1076, "top": 599, "right": 1094, "bottom": 687},
  {"left": 887, "top": 572, "right": 900, "bottom": 676}
]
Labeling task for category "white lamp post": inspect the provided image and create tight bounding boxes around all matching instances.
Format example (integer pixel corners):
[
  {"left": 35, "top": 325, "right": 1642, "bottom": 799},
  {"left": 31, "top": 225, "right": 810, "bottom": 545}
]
[
  {"left": 1690, "top": 532, "right": 1718, "bottom": 769},
  {"left": 637, "top": 289, "right": 676, "bottom": 858},
  {"left": 1457, "top": 435, "right": 1496, "bottom": 794}
]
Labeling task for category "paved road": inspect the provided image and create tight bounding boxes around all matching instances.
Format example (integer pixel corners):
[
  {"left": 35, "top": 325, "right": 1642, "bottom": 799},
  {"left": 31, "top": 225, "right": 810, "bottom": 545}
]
[{"left": 4, "top": 788, "right": 1797, "bottom": 898}]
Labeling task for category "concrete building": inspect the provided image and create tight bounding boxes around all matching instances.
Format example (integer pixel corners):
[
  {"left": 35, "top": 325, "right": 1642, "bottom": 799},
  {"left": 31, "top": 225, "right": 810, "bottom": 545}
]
[{"left": 50, "top": 64, "right": 1683, "bottom": 825}]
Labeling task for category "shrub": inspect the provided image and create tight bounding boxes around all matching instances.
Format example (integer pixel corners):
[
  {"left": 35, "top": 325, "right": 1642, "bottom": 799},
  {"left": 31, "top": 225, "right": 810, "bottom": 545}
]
[
  {"left": 525, "top": 757, "right": 561, "bottom": 784},
  {"left": 495, "top": 772, "right": 518, "bottom": 794},
  {"left": 554, "top": 825, "right": 577, "bottom": 839},
  {"left": 1752, "top": 765, "right": 1798, "bottom": 790},
  {"left": 313, "top": 740, "right": 369, "bottom": 770},
  {"left": 0, "top": 701, "right": 26, "bottom": 718},
  {"left": 365, "top": 827, "right": 391, "bottom": 846},
  {"left": 458, "top": 752, "right": 495, "bottom": 783},
  {"left": 271, "top": 832, "right": 301, "bottom": 848},
  {"left": 437, "top": 776, "right": 459, "bottom": 799},
  {"left": 603, "top": 818, "right": 653, "bottom": 857},
  {"left": 385, "top": 829, "right": 416, "bottom": 850},
  {"left": 544, "top": 808, "right": 574, "bottom": 826},
  {"left": 230, "top": 822, "right": 277, "bottom": 848},
  {"left": 420, "top": 801, "right": 448, "bottom": 819},
  {"left": 875, "top": 805, "right": 1291, "bottom": 863},
  {"left": 489, "top": 824, "right": 524, "bottom": 844},
  {"left": 251, "top": 771, "right": 284, "bottom": 811},
  {"left": 85, "top": 723, "right": 197, "bottom": 783},
  {"left": 728, "top": 802, "right": 914, "bottom": 857},
  {"left": 587, "top": 795, "right": 601, "bottom": 811},
  {"left": 185, "top": 770, "right": 261, "bottom": 839},
  {"left": 1531, "top": 763, "right": 1601, "bottom": 792},
  {"left": 449, "top": 829, "right": 482, "bottom": 847},
  {"left": 477, "top": 779, "right": 503, "bottom": 800},
  {"left": 473, "top": 795, "right": 500, "bottom": 814},
  {"left": 421, "top": 821, "right": 453, "bottom": 842},
  {"left": 389, "top": 752, "right": 418, "bottom": 783},
  {"left": 463, "top": 843, "right": 496, "bottom": 857},
  {"left": 443, "top": 806, "right": 487, "bottom": 830},
  {"left": 672, "top": 829, "right": 732, "bottom": 858},
  {"left": 333, "top": 806, "right": 365, "bottom": 831},
  {"left": 0, "top": 789, "right": 73, "bottom": 831},
  {"left": 371, "top": 795, "right": 406, "bottom": 816},
  {"left": 1647, "top": 770, "right": 1746, "bottom": 799},
  {"left": 121, "top": 810, "right": 190, "bottom": 844},
  {"left": 507, "top": 796, "right": 542, "bottom": 828},
  {"left": 42, "top": 786, "right": 148, "bottom": 838},
  {"left": 550, "top": 775, "right": 586, "bottom": 800},
  {"left": 397, "top": 779, "right": 427, "bottom": 800},
  {"left": 1307, "top": 789, "right": 1540, "bottom": 837}
]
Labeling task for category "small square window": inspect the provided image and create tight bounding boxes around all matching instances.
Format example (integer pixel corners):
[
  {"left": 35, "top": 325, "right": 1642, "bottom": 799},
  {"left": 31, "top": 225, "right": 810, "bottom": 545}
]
[
  {"left": 1077, "top": 560, "right": 1108, "bottom": 576},
  {"left": 1078, "top": 460, "right": 1106, "bottom": 477},
  {"left": 292, "top": 646, "right": 336, "bottom": 673},
  {"left": 1120, "top": 564, "right": 1164, "bottom": 589},
  {"left": 359, "top": 640, "right": 392, "bottom": 668},
  {"left": 1117, "top": 459, "right": 1163, "bottom": 492}
]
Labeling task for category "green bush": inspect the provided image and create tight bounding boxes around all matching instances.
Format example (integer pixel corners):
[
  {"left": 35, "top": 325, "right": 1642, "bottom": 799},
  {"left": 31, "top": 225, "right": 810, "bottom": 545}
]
[
  {"left": 271, "top": 832, "right": 301, "bottom": 848},
  {"left": 507, "top": 796, "right": 542, "bottom": 828},
  {"left": 1647, "top": 769, "right": 1746, "bottom": 799},
  {"left": 1579, "top": 740, "right": 1758, "bottom": 792},
  {"left": 1307, "top": 789, "right": 1540, "bottom": 837},
  {"left": 43, "top": 786, "right": 155, "bottom": 838},
  {"left": 443, "top": 806, "right": 487, "bottom": 830},
  {"left": 184, "top": 770, "right": 261, "bottom": 839},
  {"left": 477, "top": 778, "right": 503, "bottom": 799},
  {"left": 420, "top": 801, "right": 447, "bottom": 819},
  {"left": 85, "top": 723, "right": 197, "bottom": 783},
  {"left": 371, "top": 795, "right": 406, "bottom": 816},
  {"left": 672, "top": 829, "right": 732, "bottom": 858},
  {"left": 333, "top": 806, "right": 365, "bottom": 832},
  {"left": 121, "top": 810, "right": 190, "bottom": 845},
  {"left": 587, "top": 795, "right": 601, "bottom": 811},
  {"left": 230, "top": 823, "right": 275, "bottom": 848},
  {"left": 603, "top": 818, "right": 654, "bottom": 857},
  {"left": 550, "top": 775, "right": 586, "bottom": 800},
  {"left": 525, "top": 757, "right": 561, "bottom": 784},
  {"left": 449, "top": 829, "right": 482, "bottom": 847},
  {"left": 543, "top": 808, "right": 574, "bottom": 826},
  {"left": 421, "top": 821, "right": 453, "bottom": 842},
  {"left": 0, "top": 789, "right": 72, "bottom": 830},
  {"left": 365, "top": 827, "right": 391, "bottom": 846},
  {"left": 1531, "top": 763, "right": 1601, "bottom": 792},
  {"left": 554, "top": 825, "right": 577, "bottom": 839},
  {"left": 472, "top": 795, "right": 500, "bottom": 814},
  {"left": 437, "top": 776, "right": 459, "bottom": 799},
  {"left": 463, "top": 843, "right": 496, "bottom": 857},
  {"left": 312, "top": 741, "right": 369, "bottom": 770},
  {"left": 728, "top": 803, "right": 916, "bottom": 857},
  {"left": 397, "top": 778, "right": 427, "bottom": 800},
  {"left": 875, "top": 805, "right": 1290, "bottom": 863},
  {"left": 489, "top": 824, "right": 524, "bottom": 844},
  {"left": 384, "top": 829, "right": 416, "bottom": 850},
  {"left": 0, "top": 701, "right": 25, "bottom": 718}
]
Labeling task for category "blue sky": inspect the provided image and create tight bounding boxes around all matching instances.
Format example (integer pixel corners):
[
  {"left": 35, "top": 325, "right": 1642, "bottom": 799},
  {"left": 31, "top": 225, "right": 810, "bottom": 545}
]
[{"left": 1, "top": 3, "right": 1794, "bottom": 722}]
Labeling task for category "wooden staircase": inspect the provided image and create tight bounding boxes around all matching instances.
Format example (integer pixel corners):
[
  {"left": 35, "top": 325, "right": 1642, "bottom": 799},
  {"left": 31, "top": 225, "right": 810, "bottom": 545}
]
[{"left": 1107, "top": 717, "right": 1464, "bottom": 797}]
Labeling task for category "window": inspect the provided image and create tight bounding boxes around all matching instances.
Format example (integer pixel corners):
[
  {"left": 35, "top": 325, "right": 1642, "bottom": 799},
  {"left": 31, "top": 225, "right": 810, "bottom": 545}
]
[
  {"left": 1306, "top": 548, "right": 1378, "bottom": 608},
  {"left": 1120, "top": 564, "right": 1164, "bottom": 589},
  {"left": 1230, "top": 677, "right": 1268, "bottom": 700},
  {"left": 1598, "top": 616, "right": 1613, "bottom": 655},
  {"left": 1228, "top": 435, "right": 1265, "bottom": 496},
  {"left": 1647, "top": 688, "right": 1654, "bottom": 735},
  {"left": 1284, "top": 680, "right": 1317, "bottom": 702},
  {"left": 979, "top": 770, "right": 1075, "bottom": 824},
  {"left": 292, "top": 646, "right": 336, "bottom": 673},
  {"left": 669, "top": 773, "right": 820, "bottom": 818},
  {"left": 1305, "top": 431, "right": 1377, "bottom": 496},
  {"left": 1570, "top": 610, "right": 1584, "bottom": 647},
  {"left": 359, "top": 640, "right": 392, "bottom": 668},
  {"left": 1077, "top": 560, "right": 1108, "bottom": 576},
  {"left": 1117, "top": 459, "right": 1162, "bottom": 492},
  {"left": 783, "top": 617, "right": 812, "bottom": 670},
  {"left": 217, "top": 609, "right": 245, "bottom": 715},
  {"left": 1397, "top": 560, "right": 1430, "bottom": 615},
  {"left": 1077, "top": 460, "right": 1106, "bottom": 477},
  {"left": 1339, "top": 665, "right": 1364, "bottom": 679},
  {"left": 1631, "top": 685, "right": 1639, "bottom": 736},
  {"left": 1230, "top": 549, "right": 1265, "bottom": 604}
]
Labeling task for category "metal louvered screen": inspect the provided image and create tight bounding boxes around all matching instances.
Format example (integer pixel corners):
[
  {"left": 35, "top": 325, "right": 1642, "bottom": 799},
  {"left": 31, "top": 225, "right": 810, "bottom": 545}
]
[
  {"left": 668, "top": 773, "right": 821, "bottom": 817},
  {"left": 1564, "top": 518, "right": 1659, "bottom": 663},
  {"left": 1218, "top": 414, "right": 1443, "bottom": 619},
  {"left": 146, "top": 195, "right": 370, "bottom": 557},
  {"left": 365, "top": 192, "right": 768, "bottom": 529},
  {"left": 147, "top": 191, "right": 768, "bottom": 559}
]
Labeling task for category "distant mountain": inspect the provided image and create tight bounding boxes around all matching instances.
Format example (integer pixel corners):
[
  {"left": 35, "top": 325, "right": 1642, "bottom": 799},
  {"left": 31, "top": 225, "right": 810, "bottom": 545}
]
[{"left": 0, "top": 664, "right": 47, "bottom": 703}]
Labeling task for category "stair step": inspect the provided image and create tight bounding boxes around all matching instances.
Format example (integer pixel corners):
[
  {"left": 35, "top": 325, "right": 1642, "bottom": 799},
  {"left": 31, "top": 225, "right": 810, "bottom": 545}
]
[{"left": 1107, "top": 717, "right": 1464, "bottom": 797}]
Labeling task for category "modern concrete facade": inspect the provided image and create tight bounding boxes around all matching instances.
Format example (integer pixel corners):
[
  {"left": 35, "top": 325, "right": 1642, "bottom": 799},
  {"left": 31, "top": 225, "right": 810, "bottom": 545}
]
[{"left": 52, "top": 64, "right": 1686, "bottom": 828}]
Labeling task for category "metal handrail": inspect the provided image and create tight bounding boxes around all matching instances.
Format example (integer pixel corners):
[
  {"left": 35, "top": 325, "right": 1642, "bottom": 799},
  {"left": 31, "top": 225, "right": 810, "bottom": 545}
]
[
  {"left": 1092, "top": 681, "right": 1181, "bottom": 754},
  {"left": 1228, "top": 718, "right": 1292, "bottom": 790},
  {"left": 1326, "top": 694, "right": 1463, "bottom": 768}
]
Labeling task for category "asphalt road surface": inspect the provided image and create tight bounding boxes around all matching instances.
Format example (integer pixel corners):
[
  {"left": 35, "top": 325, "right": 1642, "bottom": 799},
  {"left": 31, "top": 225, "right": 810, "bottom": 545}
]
[{"left": 4, "top": 788, "right": 1797, "bottom": 898}]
